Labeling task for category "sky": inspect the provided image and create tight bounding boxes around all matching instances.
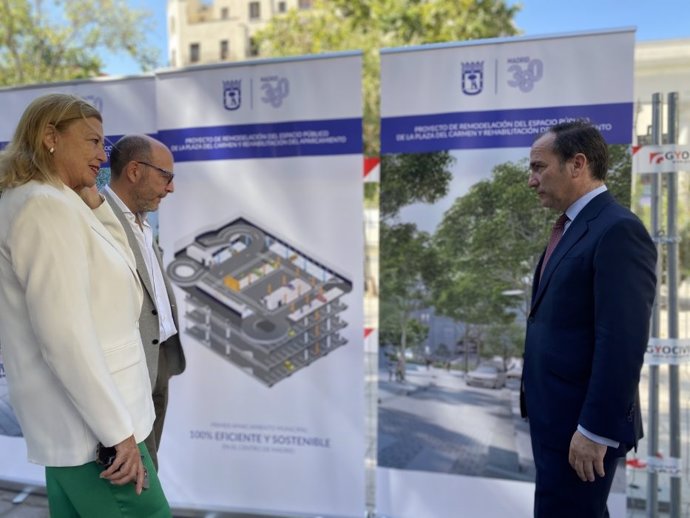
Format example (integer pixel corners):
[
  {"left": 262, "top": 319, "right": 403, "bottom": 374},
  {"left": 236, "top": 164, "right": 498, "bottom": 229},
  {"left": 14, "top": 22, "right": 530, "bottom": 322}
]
[{"left": 102, "top": 0, "right": 690, "bottom": 76}]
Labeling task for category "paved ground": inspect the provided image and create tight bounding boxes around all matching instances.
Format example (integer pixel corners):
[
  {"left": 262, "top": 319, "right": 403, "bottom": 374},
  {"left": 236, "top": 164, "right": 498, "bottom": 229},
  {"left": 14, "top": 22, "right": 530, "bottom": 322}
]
[
  {"left": 0, "top": 483, "right": 302, "bottom": 518},
  {"left": 0, "top": 484, "right": 49, "bottom": 518},
  {"left": 378, "top": 364, "right": 535, "bottom": 481},
  {"left": 1, "top": 361, "right": 683, "bottom": 517},
  {"left": 0, "top": 481, "right": 675, "bottom": 518},
  {"left": 376, "top": 364, "right": 679, "bottom": 518}
]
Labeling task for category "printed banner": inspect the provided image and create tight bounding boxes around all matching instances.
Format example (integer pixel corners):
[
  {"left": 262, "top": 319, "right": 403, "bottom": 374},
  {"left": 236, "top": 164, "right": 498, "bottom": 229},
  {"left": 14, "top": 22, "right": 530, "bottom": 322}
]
[
  {"left": 628, "top": 455, "right": 683, "bottom": 478},
  {"left": 646, "top": 456, "right": 683, "bottom": 477},
  {"left": 0, "top": 76, "right": 156, "bottom": 149},
  {"left": 632, "top": 144, "right": 690, "bottom": 173},
  {"left": 377, "top": 29, "right": 634, "bottom": 518},
  {"left": 156, "top": 53, "right": 365, "bottom": 517},
  {"left": 645, "top": 338, "right": 690, "bottom": 365},
  {"left": 0, "top": 76, "right": 156, "bottom": 485},
  {"left": 381, "top": 30, "right": 633, "bottom": 155}
]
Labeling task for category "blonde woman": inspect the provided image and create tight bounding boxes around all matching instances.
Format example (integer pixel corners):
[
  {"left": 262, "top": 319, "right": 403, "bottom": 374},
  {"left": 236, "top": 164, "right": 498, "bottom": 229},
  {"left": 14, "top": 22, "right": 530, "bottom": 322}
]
[{"left": 0, "top": 93, "right": 170, "bottom": 517}]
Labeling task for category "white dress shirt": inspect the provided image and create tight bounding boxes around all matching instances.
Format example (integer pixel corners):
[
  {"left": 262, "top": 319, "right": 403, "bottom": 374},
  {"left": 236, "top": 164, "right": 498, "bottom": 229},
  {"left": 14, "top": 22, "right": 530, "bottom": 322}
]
[{"left": 104, "top": 186, "right": 177, "bottom": 343}]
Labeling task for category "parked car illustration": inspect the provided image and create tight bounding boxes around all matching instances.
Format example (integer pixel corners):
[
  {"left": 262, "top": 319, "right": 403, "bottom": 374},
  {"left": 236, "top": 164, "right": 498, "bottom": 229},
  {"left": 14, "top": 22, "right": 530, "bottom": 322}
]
[
  {"left": 465, "top": 363, "right": 506, "bottom": 389},
  {"left": 506, "top": 362, "right": 523, "bottom": 380}
]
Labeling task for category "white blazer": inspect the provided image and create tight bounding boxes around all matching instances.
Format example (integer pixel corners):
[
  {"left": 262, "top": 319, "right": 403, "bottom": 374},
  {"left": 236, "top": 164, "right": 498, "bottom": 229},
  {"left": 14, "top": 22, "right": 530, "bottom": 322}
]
[{"left": 0, "top": 181, "right": 154, "bottom": 466}]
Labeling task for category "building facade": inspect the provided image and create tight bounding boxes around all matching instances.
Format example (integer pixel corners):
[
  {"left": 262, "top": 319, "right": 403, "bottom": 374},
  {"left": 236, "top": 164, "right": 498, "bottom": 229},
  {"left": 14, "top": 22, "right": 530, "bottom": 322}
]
[
  {"left": 634, "top": 38, "right": 690, "bottom": 145},
  {"left": 167, "top": 0, "right": 313, "bottom": 68}
]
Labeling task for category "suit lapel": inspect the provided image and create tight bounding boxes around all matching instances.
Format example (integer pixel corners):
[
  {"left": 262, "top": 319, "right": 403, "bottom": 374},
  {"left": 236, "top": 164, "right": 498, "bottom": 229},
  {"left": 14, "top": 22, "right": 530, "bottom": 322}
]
[
  {"left": 531, "top": 191, "right": 614, "bottom": 312},
  {"left": 62, "top": 187, "right": 138, "bottom": 276},
  {"left": 104, "top": 191, "right": 156, "bottom": 301}
]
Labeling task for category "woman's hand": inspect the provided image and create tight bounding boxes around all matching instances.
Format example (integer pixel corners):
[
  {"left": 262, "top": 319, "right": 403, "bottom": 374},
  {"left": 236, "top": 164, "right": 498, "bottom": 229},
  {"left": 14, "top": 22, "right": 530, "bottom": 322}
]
[
  {"left": 78, "top": 185, "right": 104, "bottom": 209},
  {"left": 99, "top": 435, "right": 147, "bottom": 495}
]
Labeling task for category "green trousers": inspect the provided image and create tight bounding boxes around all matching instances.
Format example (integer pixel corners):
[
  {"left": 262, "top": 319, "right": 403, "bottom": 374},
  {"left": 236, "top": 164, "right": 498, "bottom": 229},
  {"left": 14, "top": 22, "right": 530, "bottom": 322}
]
[{"left": 45, "top": 442, "right": 171, "bottom": 518}]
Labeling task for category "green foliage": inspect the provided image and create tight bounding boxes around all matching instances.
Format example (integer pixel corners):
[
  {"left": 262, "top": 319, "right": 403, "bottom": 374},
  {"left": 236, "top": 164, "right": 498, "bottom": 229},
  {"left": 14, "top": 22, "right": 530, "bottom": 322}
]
[
  {"left": 430, "top": 145, "right": 634, "bottom": 330},
  {"left": 380, "top": 151, "right": 455, "bottom": 220},
  {"left": 432, "top": 158, "right": 551, "bottom": 325},
  {"left": 254, "top": 0, "right": 520, "bottom": 155},
  {"left": 607, "top": 144, "right": 632, "bottom": 207},
  {"left": 633, "top": 168, "right": 690, "bottom": 281},
  {"left": 379, "top": 222, "right": 438, "bottom": 350},
  {"left": 482, "top": 322, "right": 524, "bottom": 364},
  {"left": 364, "top": 182, "right": 379, "bottom": 208},
  {"left": 379, "top": 304, "right": 429, "bottom": 355},
  {"left": 406, "top": 319, "right": 429, "bottom": 350},
  {"left": 378, "top": 304, "right": 401, "bottom": 347},
  {"left": 679, "top": 225, "right": 690, "bottom": 281},
  {"left": 380, "top": 222, "right": 434, "bottom": 300},
  {"left": 0, "top": 0, "right": 159, "bottom": 86},
  {"left": 377, "top": 151, "right": 456, "bottom": 353}
]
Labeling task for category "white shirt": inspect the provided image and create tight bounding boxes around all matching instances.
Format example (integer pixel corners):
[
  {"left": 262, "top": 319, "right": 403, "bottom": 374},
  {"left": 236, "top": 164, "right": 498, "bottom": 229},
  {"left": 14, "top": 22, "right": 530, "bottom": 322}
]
[
  {"left": 104, "top": 186, "right": 178, "bottom": 343},
  {"left": 562, "top": 184, "right": 607, "bottom": 235}
]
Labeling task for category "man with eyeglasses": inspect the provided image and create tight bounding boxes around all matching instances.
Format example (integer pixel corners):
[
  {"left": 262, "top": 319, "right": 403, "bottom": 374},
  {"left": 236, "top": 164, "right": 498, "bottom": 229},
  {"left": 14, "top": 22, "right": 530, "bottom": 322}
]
[{"left": 104, "top": 134, "right": 186, "bottom": 471}]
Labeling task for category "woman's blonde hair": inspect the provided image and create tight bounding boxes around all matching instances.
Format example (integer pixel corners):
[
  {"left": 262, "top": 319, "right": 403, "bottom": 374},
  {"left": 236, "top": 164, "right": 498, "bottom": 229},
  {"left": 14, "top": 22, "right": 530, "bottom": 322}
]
[{"left": 0, "top": 93, "right": 102, "bottom": 191}]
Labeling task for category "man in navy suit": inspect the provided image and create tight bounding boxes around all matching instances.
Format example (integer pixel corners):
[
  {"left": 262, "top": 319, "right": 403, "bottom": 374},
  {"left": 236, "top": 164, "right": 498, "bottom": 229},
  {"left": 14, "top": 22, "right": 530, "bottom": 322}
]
[{"left": 521, "top": 121, "right": 656, "bottom": 517}]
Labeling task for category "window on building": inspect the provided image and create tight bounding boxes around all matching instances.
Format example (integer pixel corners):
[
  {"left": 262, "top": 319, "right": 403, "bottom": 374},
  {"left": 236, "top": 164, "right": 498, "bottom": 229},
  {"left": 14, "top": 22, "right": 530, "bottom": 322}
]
[
  {"left": 298, "top": 0, "right": 312, "bottom": 9},
  {"left": 169, "top": 16, "right": 175, "bottom": 34},
  {"left": 221, "top": 7, "right": 228, "bottom": 19},
  {"left": 278, "top": 1, "right": 287, "bottom": 12},
  {"left": 190, "top": 43, "right": 200, "bottom": 63},
  {"left": 249, "top": 1, "right": 260, "bottom": 20},
  {"left": 220, "top": 40, "right": 229, "bottom": 60},
  {"left": 247, "top": 37, "right": 259, "bottom": 57},
  {"left": 171, "top": 50, "right": 176, "bottom": 68}
]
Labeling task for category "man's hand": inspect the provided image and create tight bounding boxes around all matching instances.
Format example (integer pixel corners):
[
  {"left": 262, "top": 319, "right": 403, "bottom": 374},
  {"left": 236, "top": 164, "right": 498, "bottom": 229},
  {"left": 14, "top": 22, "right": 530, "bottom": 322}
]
[
  {"left": 99, "top": 435, "right": 146, "bottom": 495},
  {"left": 569, "top": 430, "right": 608, "bottom": 482},
  {"left": 78, "top": 185, "right": 104, "bottom": 209}
]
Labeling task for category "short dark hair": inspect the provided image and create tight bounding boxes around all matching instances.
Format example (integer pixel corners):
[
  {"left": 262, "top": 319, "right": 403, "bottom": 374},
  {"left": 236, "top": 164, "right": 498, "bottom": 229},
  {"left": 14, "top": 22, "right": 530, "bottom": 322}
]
[
  {"left": 109, "top": 135, "right": 152, "bottom": 179},
  {"left": 546, "top": 120, "right": 609, "bottom": 181}
]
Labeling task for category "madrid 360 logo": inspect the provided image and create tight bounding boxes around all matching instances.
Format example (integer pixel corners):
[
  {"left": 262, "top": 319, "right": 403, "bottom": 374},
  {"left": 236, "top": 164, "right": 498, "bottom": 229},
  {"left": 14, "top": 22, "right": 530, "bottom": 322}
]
[
  {"left": 507, "top": 57, "right": 543, "bottom": 93},
  {"left": 261, "top": 76, "right": 290, "bottom": 108},
  {"left": 223, "top": 80, "right": 241, "bottom": 111},
  {"left": 461, "top": 61, "right": 483, "bottom": 95}
]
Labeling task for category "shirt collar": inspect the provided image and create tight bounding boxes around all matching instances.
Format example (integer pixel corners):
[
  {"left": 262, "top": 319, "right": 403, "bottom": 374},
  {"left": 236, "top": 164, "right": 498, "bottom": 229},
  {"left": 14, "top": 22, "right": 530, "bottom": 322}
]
[
  {"left": 104, "top": 185, "right": 149, "bottom": 227},
  {"left": 564, "top": 184, "right": 607, "bottom": 223}
]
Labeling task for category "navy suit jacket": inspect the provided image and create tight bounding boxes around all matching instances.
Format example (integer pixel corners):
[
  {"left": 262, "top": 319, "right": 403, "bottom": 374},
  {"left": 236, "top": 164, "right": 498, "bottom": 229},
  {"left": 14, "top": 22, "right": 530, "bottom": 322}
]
[{"left": 522, "top": 191, "right": 656, "bottom": 453}]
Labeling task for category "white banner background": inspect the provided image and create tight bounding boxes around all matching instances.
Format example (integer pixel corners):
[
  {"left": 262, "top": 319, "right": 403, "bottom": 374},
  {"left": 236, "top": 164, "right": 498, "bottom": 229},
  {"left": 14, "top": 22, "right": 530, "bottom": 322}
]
[{"left": 156, "top": 54, "right": 365, "bottom": 517}]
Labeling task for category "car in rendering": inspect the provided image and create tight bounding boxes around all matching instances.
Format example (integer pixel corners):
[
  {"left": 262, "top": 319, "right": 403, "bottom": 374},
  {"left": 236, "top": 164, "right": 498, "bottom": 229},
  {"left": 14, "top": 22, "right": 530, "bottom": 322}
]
[{"left": 465, "top": 363, "right": 506, "bottom": 389}]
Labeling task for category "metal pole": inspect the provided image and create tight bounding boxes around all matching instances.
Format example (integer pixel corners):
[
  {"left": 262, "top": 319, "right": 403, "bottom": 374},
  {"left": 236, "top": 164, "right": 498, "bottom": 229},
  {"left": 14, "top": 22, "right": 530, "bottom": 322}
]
[
  {"left": 646, "top": 92, "right": 662, "bottom": 518},
  {"left": 666, "top": 91, "right": 681, "bottom": 518}
]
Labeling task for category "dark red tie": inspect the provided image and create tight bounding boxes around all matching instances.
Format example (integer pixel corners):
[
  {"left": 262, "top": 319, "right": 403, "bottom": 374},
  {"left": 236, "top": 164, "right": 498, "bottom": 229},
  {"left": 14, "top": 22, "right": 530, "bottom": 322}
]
[{"left": 540, "top": 213, "right": 569, "bottom": 280}]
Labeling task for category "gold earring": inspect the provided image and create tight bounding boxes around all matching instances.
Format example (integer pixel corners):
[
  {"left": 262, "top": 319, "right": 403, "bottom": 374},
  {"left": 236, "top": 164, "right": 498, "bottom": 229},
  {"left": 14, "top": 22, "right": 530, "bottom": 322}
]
[{"left": 49, "top": 147, "right": 55, "bottom": 155}]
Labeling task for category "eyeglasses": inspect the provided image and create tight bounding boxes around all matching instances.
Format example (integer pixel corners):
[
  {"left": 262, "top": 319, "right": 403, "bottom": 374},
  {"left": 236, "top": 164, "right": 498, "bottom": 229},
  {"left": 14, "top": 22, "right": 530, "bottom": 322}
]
[{"left": 136, "top": 160, "right": 175, "bottom": 185}]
